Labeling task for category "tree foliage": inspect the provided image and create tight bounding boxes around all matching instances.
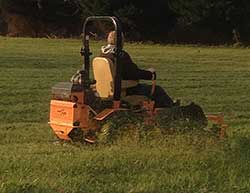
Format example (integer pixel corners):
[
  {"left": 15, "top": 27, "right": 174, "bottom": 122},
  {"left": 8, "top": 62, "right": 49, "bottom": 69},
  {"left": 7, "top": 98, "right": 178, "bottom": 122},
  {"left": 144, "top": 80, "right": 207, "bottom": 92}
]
[
  {"left": 169, "top": 0, "right": 250, "bottom": 43},
  {"left": 0, "top": 0, "right": 250, "bottom": 43}
]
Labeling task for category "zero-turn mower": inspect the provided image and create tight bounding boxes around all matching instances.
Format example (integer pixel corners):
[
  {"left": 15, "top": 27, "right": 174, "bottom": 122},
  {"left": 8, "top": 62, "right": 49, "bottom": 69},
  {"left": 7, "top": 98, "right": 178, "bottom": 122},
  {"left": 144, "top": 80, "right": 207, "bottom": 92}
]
[{"left": 48, "top": 16, "right": 227, "bottom": 143}]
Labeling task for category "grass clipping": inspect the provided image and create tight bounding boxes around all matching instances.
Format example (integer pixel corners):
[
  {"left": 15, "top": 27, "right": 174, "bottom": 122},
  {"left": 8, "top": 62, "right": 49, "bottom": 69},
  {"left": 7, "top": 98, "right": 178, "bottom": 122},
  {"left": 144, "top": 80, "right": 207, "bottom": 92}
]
[{"left": 96, "top": 103, "right": 218, "bottom": 144}]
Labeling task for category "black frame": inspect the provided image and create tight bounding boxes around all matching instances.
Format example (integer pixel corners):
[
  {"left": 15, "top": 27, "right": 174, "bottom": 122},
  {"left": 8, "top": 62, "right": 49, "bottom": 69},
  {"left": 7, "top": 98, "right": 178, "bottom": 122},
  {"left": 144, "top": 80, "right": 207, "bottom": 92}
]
[{"left": 82, "top": 16, "right": 123, "bottom": 101}]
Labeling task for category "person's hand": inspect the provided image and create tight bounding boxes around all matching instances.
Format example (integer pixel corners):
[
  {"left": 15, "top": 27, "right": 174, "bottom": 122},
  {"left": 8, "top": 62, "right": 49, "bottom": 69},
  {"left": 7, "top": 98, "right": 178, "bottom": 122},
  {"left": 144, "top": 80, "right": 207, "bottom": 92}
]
[
  {"left": 147, "top": 67, "right": 156, "bottom": 73},
  {"left": 147, "top": 67, "right": 156, "bottom": 80}
]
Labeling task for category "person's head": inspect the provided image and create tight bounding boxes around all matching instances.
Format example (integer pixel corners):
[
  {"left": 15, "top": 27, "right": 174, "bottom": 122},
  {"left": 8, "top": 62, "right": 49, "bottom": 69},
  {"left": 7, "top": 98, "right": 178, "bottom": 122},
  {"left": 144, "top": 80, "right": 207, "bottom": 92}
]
[{"left": 107, "top": 31, "right": 124, "bottom": 47}]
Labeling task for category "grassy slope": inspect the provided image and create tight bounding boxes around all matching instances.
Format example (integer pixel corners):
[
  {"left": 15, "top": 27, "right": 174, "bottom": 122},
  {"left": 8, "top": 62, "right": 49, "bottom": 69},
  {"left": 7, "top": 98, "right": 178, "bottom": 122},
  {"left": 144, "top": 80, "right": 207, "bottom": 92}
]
[{"left": 0, "top": 37, "right": 250, "bottom": 193}]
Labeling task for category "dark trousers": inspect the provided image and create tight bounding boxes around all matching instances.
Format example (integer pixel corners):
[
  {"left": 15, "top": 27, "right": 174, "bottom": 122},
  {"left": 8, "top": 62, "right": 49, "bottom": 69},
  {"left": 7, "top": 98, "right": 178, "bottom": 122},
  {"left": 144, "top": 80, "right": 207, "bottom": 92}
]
[{"left": 126, "top": 84, "right": 173, "bottom": 108}]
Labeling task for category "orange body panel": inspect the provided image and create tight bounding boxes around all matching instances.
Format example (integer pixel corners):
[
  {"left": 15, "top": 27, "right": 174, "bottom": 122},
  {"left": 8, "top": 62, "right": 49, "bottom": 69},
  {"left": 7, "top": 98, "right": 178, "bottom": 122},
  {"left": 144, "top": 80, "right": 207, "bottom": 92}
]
[
  {"left": 143, "top": 101, "right": 156, "bottom": 124},
  {"left": 206, "top": 114, "right": 228, "bottom": 138},
  {"left": 71, "top": 92, "right": 84, "bottom": 103},
  {"left": 95, "top": 108, "right": 115, "bottom": 121},
  {"left": 49, "top": 100, "right": 89, "bottom": 140}
]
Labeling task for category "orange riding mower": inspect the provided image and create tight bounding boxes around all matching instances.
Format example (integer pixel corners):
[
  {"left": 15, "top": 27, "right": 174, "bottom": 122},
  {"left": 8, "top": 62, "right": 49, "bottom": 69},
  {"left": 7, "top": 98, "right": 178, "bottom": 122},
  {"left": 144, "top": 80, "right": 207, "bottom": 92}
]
[{"left": 48, "top": 16, "right": 227, "bottom": 143}]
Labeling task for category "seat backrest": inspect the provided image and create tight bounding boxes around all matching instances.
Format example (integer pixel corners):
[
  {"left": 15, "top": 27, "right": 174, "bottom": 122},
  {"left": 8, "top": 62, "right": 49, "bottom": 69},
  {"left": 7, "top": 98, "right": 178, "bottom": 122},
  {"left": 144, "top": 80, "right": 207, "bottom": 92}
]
[{"left": 92, "top": 57, "right": 138, "bottom": 98}]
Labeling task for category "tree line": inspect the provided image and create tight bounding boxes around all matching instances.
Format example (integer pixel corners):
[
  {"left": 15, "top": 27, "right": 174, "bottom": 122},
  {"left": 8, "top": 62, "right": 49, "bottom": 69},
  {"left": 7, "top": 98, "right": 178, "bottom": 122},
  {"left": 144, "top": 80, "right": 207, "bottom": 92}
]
[{"left": 0, "top": 0, "right": 249, "bottom": 44}]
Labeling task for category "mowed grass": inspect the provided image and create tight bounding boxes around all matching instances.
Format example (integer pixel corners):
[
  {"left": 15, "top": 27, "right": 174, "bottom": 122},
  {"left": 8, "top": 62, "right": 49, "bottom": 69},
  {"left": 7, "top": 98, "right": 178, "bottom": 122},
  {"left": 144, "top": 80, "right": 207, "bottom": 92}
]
[{"left": 0, "top": 37, "right": 250, "bottom": 193}]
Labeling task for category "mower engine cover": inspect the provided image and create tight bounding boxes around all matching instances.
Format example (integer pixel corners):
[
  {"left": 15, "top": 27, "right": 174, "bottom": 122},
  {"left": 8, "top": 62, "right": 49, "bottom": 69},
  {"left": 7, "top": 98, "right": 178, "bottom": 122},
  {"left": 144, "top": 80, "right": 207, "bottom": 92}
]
[{"left": 51, "top": 82, "right": 83, "bottom": 101}]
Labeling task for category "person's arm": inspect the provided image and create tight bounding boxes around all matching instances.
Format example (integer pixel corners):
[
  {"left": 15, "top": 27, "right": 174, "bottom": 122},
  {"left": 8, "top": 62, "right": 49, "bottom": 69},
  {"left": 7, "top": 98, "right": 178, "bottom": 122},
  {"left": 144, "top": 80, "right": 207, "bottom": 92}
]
[
  {"left": 138, "top": 69, "right": 156, "bottom": 80},
  {"left": 122, "top": 51, "right": 155, "bottom": 80}
]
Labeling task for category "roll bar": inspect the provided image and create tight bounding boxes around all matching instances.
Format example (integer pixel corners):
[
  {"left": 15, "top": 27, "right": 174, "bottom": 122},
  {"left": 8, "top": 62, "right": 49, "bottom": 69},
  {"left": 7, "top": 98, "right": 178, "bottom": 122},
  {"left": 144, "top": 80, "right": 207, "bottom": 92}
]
[{"left": 81, "top": 16, "right": 123, "bottom": 101}]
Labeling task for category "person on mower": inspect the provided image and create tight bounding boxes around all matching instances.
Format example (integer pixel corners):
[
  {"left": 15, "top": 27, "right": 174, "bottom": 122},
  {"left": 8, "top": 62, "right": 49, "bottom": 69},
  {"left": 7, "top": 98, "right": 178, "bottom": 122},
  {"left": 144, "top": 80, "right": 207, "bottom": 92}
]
[{"left": 100, "top": 31, "right": 174, "bottom": 108}]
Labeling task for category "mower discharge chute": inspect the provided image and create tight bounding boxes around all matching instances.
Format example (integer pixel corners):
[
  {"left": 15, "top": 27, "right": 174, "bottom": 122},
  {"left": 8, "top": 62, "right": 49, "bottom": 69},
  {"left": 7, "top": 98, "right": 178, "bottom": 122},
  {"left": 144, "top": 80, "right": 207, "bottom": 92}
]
[{"left": 48, "top": 16, "right": 227, "bottom": 143}]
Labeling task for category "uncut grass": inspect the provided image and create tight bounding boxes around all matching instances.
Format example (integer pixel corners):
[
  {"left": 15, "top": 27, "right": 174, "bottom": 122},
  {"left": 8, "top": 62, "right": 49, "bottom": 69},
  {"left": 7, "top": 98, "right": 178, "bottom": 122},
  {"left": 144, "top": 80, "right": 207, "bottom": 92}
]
[{"left": 0, "top": 37, "right": 250, "bottom": 192}]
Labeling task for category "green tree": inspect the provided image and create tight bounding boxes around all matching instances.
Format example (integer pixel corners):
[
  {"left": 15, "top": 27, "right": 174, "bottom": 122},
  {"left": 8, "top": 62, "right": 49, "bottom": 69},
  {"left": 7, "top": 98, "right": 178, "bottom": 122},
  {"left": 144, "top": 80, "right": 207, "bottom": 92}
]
[{"left": 169, "top": 0, "right": 250, "bottom": 43}]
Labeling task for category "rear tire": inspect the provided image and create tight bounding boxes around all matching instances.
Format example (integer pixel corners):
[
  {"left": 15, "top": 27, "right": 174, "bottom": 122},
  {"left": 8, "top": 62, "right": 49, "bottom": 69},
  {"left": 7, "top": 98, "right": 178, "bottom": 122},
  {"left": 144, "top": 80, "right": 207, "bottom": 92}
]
[{"left": 68, "top": 128, "right": 85, "bottom": 142}]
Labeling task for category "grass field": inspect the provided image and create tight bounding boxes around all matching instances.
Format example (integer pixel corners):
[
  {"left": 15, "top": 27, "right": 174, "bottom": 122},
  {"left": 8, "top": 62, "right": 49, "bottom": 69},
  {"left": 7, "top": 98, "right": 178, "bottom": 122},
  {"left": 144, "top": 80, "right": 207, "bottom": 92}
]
[{"left": 0, "top": 37, "right": 250, "bottom": 193}]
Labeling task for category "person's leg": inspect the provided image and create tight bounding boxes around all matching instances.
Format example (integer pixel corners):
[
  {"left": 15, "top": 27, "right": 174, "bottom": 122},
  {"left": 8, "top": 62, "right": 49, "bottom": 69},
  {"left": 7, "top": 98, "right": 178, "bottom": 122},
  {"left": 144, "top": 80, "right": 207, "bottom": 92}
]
[
  {"left": 126, "top": 84, "right": 150, "bottom": 96},
  {"left": 152, "top": 85, "right": 173, "bottom": 107},
  {"left": 126, "top": 84, "right": 173, "bottom": 107}
]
